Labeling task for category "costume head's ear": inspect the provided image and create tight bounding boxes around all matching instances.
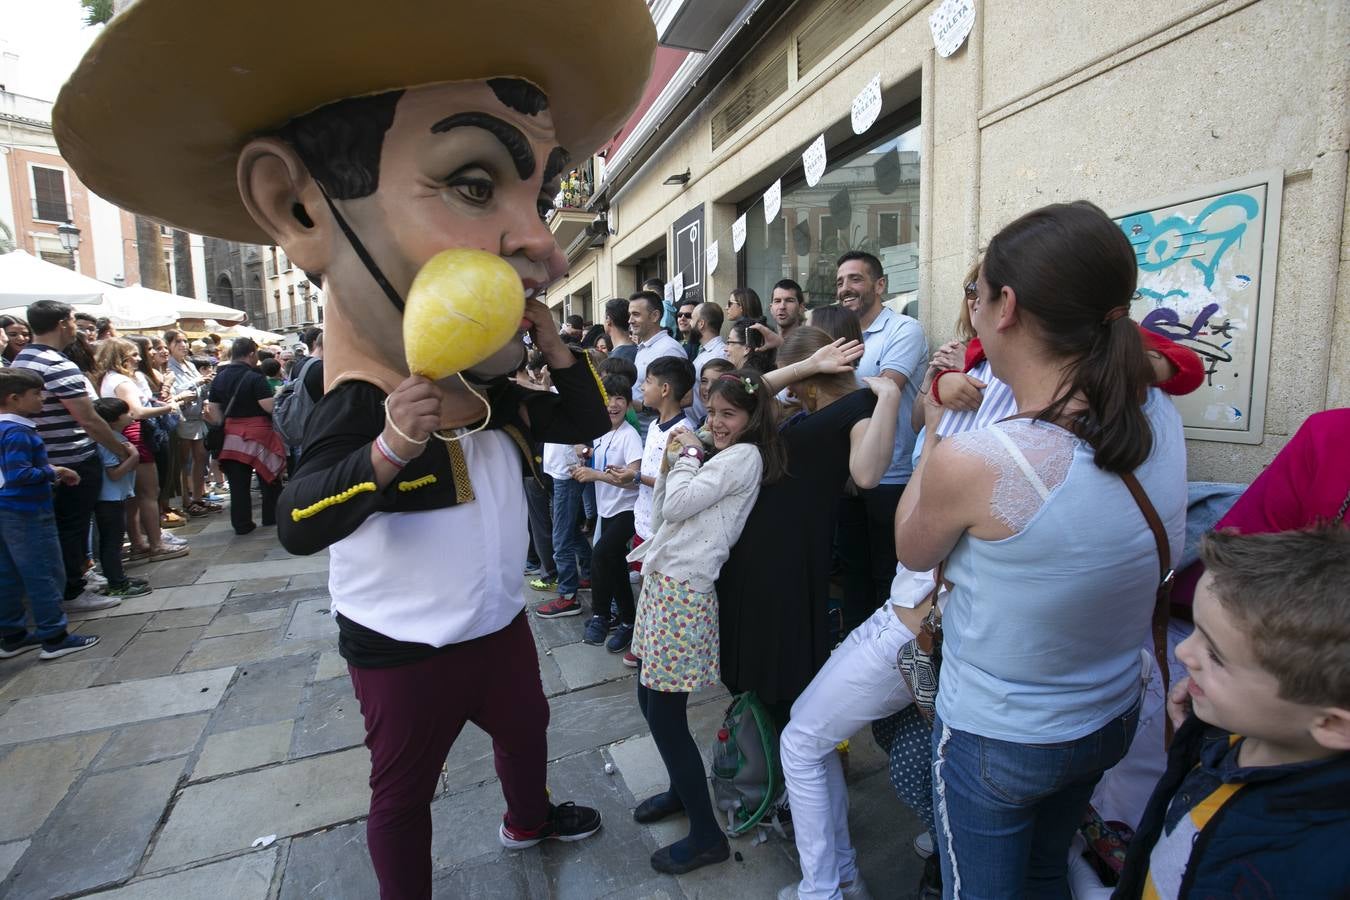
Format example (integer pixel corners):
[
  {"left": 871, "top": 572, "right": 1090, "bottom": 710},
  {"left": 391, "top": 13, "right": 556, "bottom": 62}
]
[{"left": 237, "top": 136, "right": 333, "bottom": 275}]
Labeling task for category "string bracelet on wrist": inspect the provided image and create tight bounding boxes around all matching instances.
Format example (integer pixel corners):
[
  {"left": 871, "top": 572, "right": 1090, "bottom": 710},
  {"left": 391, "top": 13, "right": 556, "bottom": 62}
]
[
  {"left": 382, "top": 401, "right": 429, "bottom": 446},
  {"left": 930, "top": 369, "right": 961, "bottom": 406},
  {"left": 374, "top": 433, "right": 410, "bottom": 468}
]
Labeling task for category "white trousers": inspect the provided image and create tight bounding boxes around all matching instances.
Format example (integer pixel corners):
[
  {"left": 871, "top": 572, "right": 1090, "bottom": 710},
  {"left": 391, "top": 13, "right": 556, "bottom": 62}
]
[{"left": 781, "top": 604, "right": 916, "bottom": 900}]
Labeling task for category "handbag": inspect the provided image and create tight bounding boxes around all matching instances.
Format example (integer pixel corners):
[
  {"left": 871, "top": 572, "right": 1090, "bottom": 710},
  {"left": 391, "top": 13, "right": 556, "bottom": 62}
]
[
  {"left": 205, "top": 378, "right": 243, "bottom": 456},
  {"left": 895, "top": 563, "right": 945, "bottom": 723}
]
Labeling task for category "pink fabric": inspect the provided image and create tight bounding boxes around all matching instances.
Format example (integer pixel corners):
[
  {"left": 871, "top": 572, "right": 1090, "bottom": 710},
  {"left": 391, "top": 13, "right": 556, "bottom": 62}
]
[
  {"left": 219, "top": 416, "right": 286, "bottom": 484},
  {"left": 1173, "top": 407, "right": 1350, "bottom": 606}
]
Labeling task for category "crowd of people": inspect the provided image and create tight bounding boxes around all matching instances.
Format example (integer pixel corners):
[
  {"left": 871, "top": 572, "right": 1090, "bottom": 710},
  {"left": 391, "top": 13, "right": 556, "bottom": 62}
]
[
  {"left": 517, "top": 201, "right": 1349, "bottom": 898},
  {"left": 0, "top": 300, "right": 323, "bottom": 660}
]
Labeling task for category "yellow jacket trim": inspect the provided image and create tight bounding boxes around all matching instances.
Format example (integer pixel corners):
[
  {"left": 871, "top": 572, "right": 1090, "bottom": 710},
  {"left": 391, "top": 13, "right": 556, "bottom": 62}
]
[
  {"left": 290, "top": 482, "right": 377, "bottom": 521},
  {"left": 397, "top": 474, "right": 438, "bottom": 492},
  {"left": 584, "top": 351, "right": 608, "bottom": 404}
]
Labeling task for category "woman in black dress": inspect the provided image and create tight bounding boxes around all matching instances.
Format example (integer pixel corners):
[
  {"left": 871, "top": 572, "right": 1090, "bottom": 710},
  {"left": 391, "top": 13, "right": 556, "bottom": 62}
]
[{"left": 716, "top": 327, "right": 900, "bottom": 726}]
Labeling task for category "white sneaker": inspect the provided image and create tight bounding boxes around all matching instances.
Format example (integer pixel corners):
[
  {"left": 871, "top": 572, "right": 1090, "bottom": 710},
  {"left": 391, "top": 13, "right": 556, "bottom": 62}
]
[
  {"left": 160, "top": 533, "right": 189, "bottom": 547},
  {"left": 777, "top": 880, "right": 872, "bottom": 900},
  {"left": 83, "top": 571, "right": 109, "bottom": 593},
  {"left": 913, "top": 831, "right": 934, "bottom": 858},
  {"left": 64, "top": 590, "right": 122, "bottom": 612}
]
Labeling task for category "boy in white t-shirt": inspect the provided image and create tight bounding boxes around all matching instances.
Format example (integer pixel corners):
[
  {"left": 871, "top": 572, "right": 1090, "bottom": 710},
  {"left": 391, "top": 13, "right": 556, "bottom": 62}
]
[{"left": 568, "top": 374, "right": 644, "bottom": 652}]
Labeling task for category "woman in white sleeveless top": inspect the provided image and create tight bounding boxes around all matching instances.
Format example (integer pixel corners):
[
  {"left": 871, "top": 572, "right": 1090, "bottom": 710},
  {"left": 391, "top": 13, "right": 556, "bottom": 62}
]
[{"left": 895, "top": 201, "right": 1187, "bottom": 898}]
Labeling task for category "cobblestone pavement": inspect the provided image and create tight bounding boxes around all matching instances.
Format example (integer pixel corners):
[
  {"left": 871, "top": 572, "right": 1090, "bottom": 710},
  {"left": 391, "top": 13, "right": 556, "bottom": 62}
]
[{"left": 0, "top": 514, "right": 924, "bottom": 899}]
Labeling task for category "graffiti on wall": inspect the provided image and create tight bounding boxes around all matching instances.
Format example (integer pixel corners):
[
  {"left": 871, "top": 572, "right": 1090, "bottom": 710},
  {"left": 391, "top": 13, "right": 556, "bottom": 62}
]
[{"left": 1114, "top": 174, "right": 1280, "bottom": 442}]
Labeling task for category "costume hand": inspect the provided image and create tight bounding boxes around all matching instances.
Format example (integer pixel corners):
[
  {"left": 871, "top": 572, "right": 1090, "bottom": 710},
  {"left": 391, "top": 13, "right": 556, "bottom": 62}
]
[
  {"left": 523, "top": 297, "right": 570, "bottom": 367},
  {"left": 748, "top": 322, "right": 783, "bottom": 351},
  {"left": 935, "top": 372, "right": 984, "bottom": 412},
  {"left": 53, "top": 465, "right": 80, "bottom": 486},
  {"left": 930, "top": 340, "right": 966, "bottom": 372},
  {"left": 1167, "top": 676, "right": 1193, "bottom": 732},
  {"left": 810, "top": 338, "right": 865, "bottom": 374},
  {"left": 861, "top": 375, "right": 899, "bottom": 403},
  {"left": 383, "top": 375, "right": 442, "bottom": 459}
]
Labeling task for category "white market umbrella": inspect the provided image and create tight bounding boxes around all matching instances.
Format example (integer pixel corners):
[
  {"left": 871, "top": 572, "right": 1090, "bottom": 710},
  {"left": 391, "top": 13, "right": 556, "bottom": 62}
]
[
  {"left": 218, "top": 323, "right": 286, "bottom": 344},
  {"left": 0, "top": 248, "right": 112, "bottom": 310},
  {"left": 116, "top": 284, "right": 247, "bottom": 325}
]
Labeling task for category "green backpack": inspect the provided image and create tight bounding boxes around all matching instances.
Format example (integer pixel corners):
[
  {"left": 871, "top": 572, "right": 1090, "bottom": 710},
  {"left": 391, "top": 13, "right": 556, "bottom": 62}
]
[{"left": 710, "top": 692, "right": 786, "bottom": 837}]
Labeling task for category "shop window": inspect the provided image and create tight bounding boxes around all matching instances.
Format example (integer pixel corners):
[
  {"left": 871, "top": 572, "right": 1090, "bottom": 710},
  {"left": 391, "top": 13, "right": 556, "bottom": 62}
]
[{"left": 741, "top": 105, "right": 920, "bottom": 311}]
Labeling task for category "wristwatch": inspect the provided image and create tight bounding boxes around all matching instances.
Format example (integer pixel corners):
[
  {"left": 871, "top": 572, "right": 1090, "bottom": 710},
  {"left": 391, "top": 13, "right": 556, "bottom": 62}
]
[{"left": 680, "top": 445, "right": 704, "bottom": 463}]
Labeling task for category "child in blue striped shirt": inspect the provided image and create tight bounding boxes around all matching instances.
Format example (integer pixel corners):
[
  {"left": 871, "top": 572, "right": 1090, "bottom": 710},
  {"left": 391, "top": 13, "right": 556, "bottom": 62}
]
[{"left": 0, "top": 368, "right": 100, "bottom": 660}]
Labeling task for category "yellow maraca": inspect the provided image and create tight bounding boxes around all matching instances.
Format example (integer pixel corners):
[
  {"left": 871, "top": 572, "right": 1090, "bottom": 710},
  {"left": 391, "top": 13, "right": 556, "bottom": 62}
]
[{"left": 403, "top": 248, "right": 525, "bottom": 380}]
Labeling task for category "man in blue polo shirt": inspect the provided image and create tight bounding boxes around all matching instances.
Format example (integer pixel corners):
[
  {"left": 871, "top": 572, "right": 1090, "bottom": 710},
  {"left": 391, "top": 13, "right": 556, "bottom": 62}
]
[{"left": 835, "top": 251, "right": 927, "bottom": 633}]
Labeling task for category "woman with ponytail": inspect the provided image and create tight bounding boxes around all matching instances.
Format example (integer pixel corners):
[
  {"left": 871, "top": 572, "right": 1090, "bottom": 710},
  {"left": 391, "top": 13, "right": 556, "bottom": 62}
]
[{"left": 894, "top": 201, "right": 1188, "bottom": 896}]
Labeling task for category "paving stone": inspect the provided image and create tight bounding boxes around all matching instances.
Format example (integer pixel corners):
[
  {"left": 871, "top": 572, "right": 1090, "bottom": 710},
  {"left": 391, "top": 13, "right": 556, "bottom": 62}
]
[
  {"left": 136, "top": 559, "right": 210, "bottom": 589},
  {"left": 551, "top": 642, "right": 634, "bottom": 692},
  {"left": 285, "top": 571, "right": 328, "bottom": 590},
  {"left": 278, "top": 821, "right": 377, "bottom": 900},
  {"left": 0, "top": 840, "right": 28, "bottom": 884},
  {"left": 428, "top": 778, "right": 517, "bottom": 872},
  {"left": 314, "top": 650, "right": 346, "bottom": 681},
  {"left": 202, "top": 607, "right": 287, "bottom": 639},
  {"left": 66, "top": 592, "right": 165, "bottom": 621},
  {"left": 4, "top": 757, "right": 185, "bottom": 899},
  {"left": 0, "top": 667, "right": 233, "bottom": 745},
  {"left": 433, "top": 855, "right": 542, "bottom": 900},
  {"left": 545, "top": 677, "right": 650, "bottom": 761},
  {"left": 177, "top": 632, "right": 276, "bottom": 672},
  {"left": 68, "top": 612, "right": 152, "bottom": 659},
  {"left": 145, "top": 604, "right": 222, "bottom": 630},
  {"left": 147, "top": 747, "right": 369, "bottom": 871},
  {"left": 208, "top": 654, "right": 312, "bottom": 732},
  {"left": 155, "top": 582, "right": 233, "bottom": 609},
  {"left": 529, "top": 610, "right": 588, "bottom": 650},
  {"left": 95, "top": 626, "right": 206, "bottom": 683},
  {"left": 192, "top": 719, "right": 294, "bottom": 781},
  {"left": 441, "top": 722, "right": 498, "bottom": 794},
  {"left": 0, "top": 731, "right": 109, "bottom": 842},
  {"left": 214, "top": 547, "right": 274, "bottom": 565},
  {"left": 539, "top": 650, "right": 568, "bottom": 698},
  {"left": 282, "top": 597, "right": 338, "bottom": 643},
  {"left": 73, "top": 584, "right": 230, "bottom": 622},
  {"left": 290, "top": 676, "right": 365, "bottom": 758},
  {"left": 848, "top": 767, "right": 927, "bottom": 895},
  {"left": 86, "top": 848, "right": 278, "bottom": 900},
  {"left": 230, "top": 576, "right": 292, "bottom": 596},
  {"left": 195, "top": 557, "right": 329, "bottom": 585},
  {"left": 596, "top": 880, "right": 682, "bottom": 900},
  {"left": 93, "top": 714, "right": 209, "bottom": 771},
  {"left": 0, "top": 655, "right": 112, "bottom": 700}
]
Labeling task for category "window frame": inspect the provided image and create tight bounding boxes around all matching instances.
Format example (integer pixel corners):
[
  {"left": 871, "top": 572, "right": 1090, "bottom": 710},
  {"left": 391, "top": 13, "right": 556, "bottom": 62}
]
[{"left": 28, "top": 163, "right": 72, "bottom": 224}]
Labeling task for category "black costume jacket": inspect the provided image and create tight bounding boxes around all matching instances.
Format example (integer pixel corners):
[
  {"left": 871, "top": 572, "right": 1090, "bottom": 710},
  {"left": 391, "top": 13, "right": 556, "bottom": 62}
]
[{"left": 276, "top": 349, "right": 608, "bottom": 557}]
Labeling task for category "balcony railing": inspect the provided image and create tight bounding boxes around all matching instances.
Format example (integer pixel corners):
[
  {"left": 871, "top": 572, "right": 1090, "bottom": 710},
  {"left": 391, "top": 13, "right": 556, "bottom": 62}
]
[
  {"left": 0, "top": 90, "right": 54, "bottom": 125},
  {"left": 259, "top": 304, "right": 317, "bottom": 332}
]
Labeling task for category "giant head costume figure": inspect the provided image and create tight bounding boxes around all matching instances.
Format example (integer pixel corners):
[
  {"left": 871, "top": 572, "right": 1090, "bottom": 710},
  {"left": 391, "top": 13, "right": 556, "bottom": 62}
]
[{"left": 54, "top": 0, "right": 655, "bottom": 422}]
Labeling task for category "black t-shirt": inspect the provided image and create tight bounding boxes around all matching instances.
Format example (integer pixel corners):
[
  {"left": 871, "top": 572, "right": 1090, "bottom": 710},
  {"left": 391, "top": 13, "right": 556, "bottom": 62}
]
[
  {"left": 301, "top": 358, "right": 325, "bottom": 402},
  {"left": 208, "top": 364, "right": 273, "bottom": 418}
]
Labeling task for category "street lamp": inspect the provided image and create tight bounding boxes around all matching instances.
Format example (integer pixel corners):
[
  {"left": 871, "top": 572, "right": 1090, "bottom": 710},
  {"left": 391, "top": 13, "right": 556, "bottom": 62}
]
[{"left": 57, "top": 220, "right": 82, "bottom": 252}]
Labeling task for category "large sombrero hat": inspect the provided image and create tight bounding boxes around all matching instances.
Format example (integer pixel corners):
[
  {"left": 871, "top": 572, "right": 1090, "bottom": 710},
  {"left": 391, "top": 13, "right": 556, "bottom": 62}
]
[{"left": 54, "top": 0, "right": 656, "bottom": 244}]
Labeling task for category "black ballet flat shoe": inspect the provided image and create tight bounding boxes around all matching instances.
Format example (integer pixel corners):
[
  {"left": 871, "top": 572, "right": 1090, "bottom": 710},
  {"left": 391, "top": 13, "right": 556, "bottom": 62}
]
[
  {"left": 649, "top": 838, "right": 730, "bottom": 875},
  {"left": 633, "top": 793, "right": 685, "bottom": 824}
]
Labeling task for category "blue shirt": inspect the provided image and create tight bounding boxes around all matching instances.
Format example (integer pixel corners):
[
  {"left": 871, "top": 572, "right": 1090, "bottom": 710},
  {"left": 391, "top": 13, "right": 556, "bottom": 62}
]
[
  {"left": 98, "top": 437, "right": 136, "bottom": 502},
  {"left": 0, "top": 414, "right": 56, "bottom": 514},
  {"left": 857, "top": 306, "right": 927, "bottom": 484}
]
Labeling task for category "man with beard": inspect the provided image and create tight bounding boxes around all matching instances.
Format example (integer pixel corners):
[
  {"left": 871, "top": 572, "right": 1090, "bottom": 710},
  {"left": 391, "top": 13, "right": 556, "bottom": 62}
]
[
  {"left": 52, "top": 2, "right": 655, "bottom": 896},
  {"left": 834, "top": 251, "right": 927, "bottom": 632}
]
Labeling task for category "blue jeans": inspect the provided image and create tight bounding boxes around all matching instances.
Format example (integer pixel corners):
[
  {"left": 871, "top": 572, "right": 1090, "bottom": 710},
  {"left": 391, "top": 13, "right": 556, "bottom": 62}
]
[
  {"left": 550, "top": 478, "right": 591, "bottom": 597},
  {"left": 931, "top": 702, "right": 1140, "bottom": 899},
  {"left": 0, "top": 506, "right": 69, "bottom": 642}
]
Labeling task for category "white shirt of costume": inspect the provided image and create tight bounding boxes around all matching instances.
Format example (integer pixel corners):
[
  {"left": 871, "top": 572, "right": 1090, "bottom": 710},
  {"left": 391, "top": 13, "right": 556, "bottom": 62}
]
[{"left": 327, "top": 430, "right": 528, "bottom": 648}]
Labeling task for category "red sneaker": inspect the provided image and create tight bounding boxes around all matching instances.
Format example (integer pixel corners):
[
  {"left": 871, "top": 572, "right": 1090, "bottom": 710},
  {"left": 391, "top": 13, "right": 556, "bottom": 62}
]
[
  {"left": 622, "top": 651, "right": 639, "bottom": 668},
  {"left": 534, "top": 595, "right": 582, "bottom": 618}
]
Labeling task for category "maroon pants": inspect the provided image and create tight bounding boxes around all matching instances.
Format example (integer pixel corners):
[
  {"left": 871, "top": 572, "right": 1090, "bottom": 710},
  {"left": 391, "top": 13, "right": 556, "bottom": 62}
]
[{"left": 349, "top": 611, "right": 550, "bottom": 899}]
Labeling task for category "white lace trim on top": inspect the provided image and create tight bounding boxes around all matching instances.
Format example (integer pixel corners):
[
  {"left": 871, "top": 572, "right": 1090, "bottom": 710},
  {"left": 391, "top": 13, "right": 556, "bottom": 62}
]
[{"left": 947, "top": 420, "right": 1076, "bottom": 533}]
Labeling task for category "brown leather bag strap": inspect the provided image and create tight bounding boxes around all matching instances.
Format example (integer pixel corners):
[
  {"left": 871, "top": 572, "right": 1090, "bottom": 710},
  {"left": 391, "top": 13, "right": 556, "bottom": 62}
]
[{"left": 1120, "top": 470, "right": 1175, "bottom": 747}]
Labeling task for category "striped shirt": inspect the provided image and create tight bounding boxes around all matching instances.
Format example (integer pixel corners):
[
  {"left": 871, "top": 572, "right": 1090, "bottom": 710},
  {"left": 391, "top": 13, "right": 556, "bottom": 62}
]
[
  {"left": 934, "top": 360, "right": 1018, "bottom": 437},
  {"left": 12, "top": 344, "right": 97, "bottom": 465}
]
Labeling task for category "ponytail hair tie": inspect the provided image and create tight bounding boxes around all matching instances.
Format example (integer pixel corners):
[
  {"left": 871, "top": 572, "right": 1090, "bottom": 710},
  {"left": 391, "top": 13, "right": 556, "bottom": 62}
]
[{"left": 1101, "top": 306, "right": 1130, "bottom": 326}]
